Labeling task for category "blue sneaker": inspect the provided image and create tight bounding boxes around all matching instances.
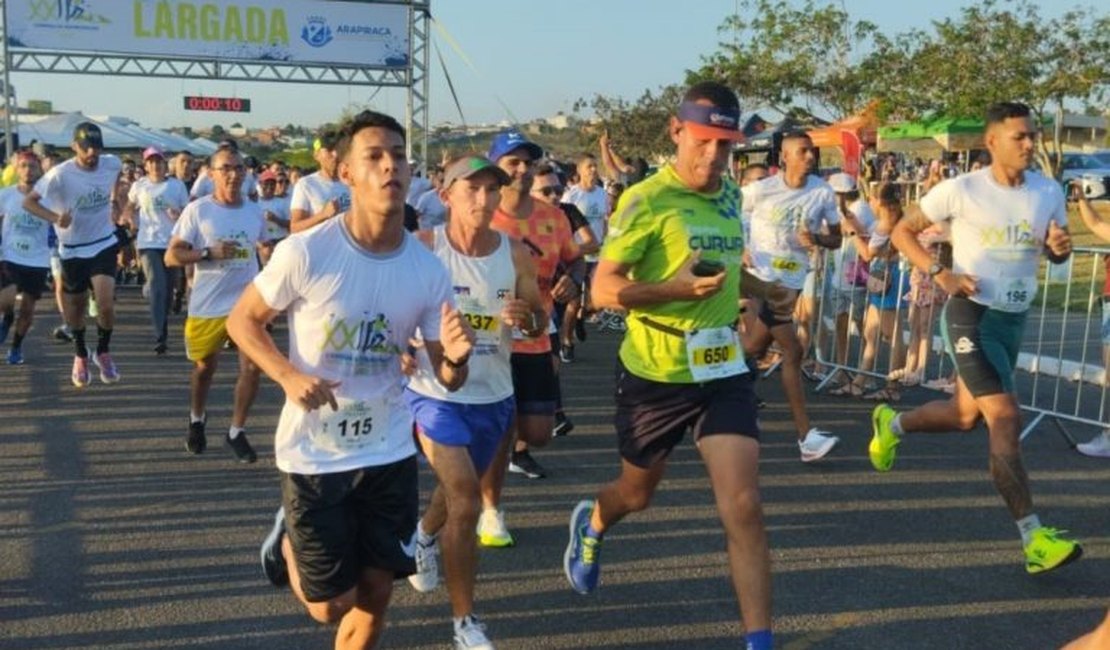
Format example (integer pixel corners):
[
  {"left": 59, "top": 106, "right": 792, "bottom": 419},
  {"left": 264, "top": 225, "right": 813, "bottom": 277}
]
[
  {"left": 564, "top": 500, "right": 602, "bottom": 594},
  {"left": 7, "top": 347, "right": 23, "bottom": 365}
]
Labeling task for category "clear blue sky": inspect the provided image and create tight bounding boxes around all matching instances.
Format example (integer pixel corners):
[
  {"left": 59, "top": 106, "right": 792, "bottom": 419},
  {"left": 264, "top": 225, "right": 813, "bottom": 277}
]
[{"left": 7, "top": 1, "right": 1081, "bottom": 131}]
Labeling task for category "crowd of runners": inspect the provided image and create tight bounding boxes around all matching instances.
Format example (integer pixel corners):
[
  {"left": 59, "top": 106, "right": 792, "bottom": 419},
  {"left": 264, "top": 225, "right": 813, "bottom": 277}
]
[{"left": 1, "top": 82, "right": 1107, "bottom": 649}]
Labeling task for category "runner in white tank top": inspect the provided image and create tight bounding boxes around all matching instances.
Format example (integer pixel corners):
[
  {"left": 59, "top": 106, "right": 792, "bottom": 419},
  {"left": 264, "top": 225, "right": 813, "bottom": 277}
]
[{"left": 402, "top": 156, "right": 546, "bottom": 649}]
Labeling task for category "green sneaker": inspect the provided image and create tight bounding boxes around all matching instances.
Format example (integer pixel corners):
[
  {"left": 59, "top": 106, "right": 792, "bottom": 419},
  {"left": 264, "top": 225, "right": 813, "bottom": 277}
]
[
  {"left": 477, "top": 508, "right": 514, "bottom": 548},
  {"left": 869, "top": 404, "right": 900, "bottom": 472},
  {"left": 1024, "top": 527, "right": 1082, "bottom": 575}
]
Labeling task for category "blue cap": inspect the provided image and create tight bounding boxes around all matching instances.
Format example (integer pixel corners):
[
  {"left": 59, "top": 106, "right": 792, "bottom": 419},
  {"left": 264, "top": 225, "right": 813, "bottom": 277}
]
[{"left": 488, "top": 130, "right": 543, "bottom": 162}]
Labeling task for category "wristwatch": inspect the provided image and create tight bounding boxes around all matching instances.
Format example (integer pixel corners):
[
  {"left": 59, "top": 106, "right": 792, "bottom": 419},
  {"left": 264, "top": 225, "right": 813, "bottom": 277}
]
[
  {"left": 928, "top": 262, "right": 945, "bottom": 277},
  {"left": 200, "top": 247, "right": 212, "bottom": 261}
]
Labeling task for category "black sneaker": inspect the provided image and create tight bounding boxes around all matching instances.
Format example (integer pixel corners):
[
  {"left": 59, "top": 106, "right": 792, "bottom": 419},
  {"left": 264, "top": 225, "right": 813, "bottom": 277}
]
[
  {"left": 553, "top": 411, "right": 575, "bottom": 437},
  {"left": 260, "top": 507, "right": 289, "bottom": 587},
  {"left": 559, "top": 344, "right": 575, "bottom": 364},
  {"left": 226, "top": 431, "right": 258, "bottom": 463},
  {"left": 154, "top": 341, "right": 168, "bottom": 355},
  {"left": 509, "top": 449, "right": 547, "bottom": 479},
  {"left": 186, "top": 417, "right": 207, "bottom": 454},
  {"left": 53, "top": 325, "right": 73, "bottom": 343}
]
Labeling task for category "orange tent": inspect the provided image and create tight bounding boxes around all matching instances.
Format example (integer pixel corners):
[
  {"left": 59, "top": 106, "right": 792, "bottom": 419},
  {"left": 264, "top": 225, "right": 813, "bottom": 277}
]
[{"left": 807, "top": 102, "right": 879, "bottom": 148}]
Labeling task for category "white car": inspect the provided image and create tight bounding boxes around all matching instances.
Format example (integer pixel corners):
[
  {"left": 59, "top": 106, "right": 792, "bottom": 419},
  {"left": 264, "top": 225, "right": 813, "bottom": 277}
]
[{"left": 1060, "top": 153, "right": 1110, "bottom": 199}]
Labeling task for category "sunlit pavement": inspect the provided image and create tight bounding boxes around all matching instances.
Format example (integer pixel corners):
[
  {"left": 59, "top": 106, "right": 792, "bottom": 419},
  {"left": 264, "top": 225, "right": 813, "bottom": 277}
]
[{"left": 0, "top": 288, "right": 1106, "bottom": 649}]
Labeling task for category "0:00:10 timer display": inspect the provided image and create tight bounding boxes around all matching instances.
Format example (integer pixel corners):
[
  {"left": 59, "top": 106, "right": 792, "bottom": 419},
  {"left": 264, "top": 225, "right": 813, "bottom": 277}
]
[{"left": 183, "top": 96, "right": 251, "bottom": 112}]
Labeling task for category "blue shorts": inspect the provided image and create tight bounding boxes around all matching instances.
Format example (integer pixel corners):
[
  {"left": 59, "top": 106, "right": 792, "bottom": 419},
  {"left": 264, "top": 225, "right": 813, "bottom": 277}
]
[{"left": 403, "top": 391, "right": 515, "bottom": 473}]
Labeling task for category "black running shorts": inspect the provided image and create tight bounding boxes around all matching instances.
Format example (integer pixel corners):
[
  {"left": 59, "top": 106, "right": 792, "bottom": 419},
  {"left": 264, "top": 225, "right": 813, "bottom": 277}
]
[
  {"left": 510, "top": 352, "right": 557, "bottom": 416},
  {"left": 280, "top": 456, "right": 418, "bottom": 603},
  {"left": 1, "top": 262, "right": 48, "bottom": 300},
  {"left": 614, "top": 360, "right": 760, "bottom": 468},
  {"left": 60, "top": 243, "right": 119, "bottom": 295},
  {"left": 941, "top": 296, "right": 1026, "bottom": 397}
]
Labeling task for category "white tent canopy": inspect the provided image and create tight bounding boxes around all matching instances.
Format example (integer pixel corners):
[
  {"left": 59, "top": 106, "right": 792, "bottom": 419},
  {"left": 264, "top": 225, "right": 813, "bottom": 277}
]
[
  {"left": 17, "top": 112, "right": 146, "bottom": 150},
  {"left": 90, "top": 116, "right": 212, "bottom": 156},
  {"left": 17, "top": 112, "right": 213, "bottom": 155}
]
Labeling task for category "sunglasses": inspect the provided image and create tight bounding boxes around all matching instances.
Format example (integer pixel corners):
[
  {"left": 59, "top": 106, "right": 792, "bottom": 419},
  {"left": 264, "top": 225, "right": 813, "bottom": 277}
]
[{"left": 536, "top": 186, "right": 563, "bottom": 197}]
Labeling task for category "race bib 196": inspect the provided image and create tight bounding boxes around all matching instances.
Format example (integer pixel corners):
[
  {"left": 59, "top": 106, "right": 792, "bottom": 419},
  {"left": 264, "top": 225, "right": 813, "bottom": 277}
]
[{"left": 989, "top": 275, "right": 1036, "bottom": 313}]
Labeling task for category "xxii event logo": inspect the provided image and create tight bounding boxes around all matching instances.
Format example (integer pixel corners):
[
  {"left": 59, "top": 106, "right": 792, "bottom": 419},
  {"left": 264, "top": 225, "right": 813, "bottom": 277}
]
[{"left": 29, "top": 0, "right": 109, "bottom": 24}]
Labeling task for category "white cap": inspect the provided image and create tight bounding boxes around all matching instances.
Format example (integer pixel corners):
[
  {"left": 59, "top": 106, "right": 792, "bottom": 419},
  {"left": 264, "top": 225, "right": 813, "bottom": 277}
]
[{"left": 828, "top": 172, "right": 856, "bottom": 193}]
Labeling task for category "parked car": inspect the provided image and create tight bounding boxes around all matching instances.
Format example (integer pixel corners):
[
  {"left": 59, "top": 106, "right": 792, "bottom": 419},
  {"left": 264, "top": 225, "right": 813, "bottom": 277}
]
[{"left": 1060, "top": 153, "right": 1110, "bottom": 200}]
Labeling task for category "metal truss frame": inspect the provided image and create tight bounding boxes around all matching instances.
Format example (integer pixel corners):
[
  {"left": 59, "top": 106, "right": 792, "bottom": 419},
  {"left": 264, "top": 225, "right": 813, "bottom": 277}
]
[{"left": 1, "top": 0, "right": 431, "bottom": 165}]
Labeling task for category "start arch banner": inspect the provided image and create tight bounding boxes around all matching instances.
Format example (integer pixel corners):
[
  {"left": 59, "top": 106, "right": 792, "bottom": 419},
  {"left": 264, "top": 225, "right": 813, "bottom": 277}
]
[{"left": 6, "top": 0, "right": 411, "bottom": 68}]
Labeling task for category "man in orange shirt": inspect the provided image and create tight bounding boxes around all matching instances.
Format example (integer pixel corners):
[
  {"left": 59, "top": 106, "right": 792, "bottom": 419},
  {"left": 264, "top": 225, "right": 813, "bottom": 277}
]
[{"left": 478, "top": 130, "right": 582, "bottom": 547}]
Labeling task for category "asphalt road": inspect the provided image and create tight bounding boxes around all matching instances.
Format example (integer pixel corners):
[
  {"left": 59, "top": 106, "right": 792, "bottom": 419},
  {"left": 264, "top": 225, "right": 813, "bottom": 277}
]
[{"left": 1, "top": 288, "right": 1107, "bottom": 650}]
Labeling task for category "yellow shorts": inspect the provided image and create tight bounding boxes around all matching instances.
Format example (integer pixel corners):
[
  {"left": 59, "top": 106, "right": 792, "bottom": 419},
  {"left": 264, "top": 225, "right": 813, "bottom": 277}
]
[{"left": 184, "top": 316, "right": 229, "bottom": 361}]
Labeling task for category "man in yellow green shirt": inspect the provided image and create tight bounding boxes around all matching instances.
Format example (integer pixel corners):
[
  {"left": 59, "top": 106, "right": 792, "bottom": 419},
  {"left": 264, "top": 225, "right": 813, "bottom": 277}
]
[{"left": 563, "top": 81, "right": 773, "bottom": 650}]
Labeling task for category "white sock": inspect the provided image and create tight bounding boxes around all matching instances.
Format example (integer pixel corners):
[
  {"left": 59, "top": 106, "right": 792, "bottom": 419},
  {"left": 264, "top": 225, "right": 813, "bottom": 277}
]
[
  {"left": 1017, "top": 514, "right": 1042, "bottom": 545},
  {"left": 228, "top": 426, "right": 244, "bottom": 440},
  {"left": 890, "top": 414, "right": 905, "bottom": 436},
  {"left": 190, "top": 411, "right": 205, "bottom": 424},
  {"left": 416, "top": 521, "right": 435, "bottom": 544}
]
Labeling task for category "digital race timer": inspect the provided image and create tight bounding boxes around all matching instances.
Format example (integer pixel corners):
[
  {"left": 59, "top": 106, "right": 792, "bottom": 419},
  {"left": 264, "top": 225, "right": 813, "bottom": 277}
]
[{"left": 183, "top": 96, "right": 251, "bottom": 112}]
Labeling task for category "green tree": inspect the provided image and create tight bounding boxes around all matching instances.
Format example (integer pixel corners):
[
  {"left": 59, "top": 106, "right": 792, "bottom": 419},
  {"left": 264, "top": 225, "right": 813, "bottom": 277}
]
[
  {"left": 691, "top": 0, "right": 878, "bottom": 119},
  {"left": 572, "top": 85, "right": 684, "bottom": 161},
  {"left": 210, "top": 124, "right": 225, "bottom": 137},
  {"left": 866, "top": 0, "right": 1110, "bottom": 178}
]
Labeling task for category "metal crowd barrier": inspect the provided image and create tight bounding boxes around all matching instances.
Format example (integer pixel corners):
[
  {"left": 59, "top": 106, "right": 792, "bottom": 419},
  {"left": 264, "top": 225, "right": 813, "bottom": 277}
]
[{"left": 797, "top": 242, "right": 1109, "bottom": 446}]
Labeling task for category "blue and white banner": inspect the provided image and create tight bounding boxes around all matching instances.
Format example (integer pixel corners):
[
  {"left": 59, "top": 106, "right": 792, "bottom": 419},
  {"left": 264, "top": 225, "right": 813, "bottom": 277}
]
[{"left": 6, "top": 0, "right": 411, "bottom": 68}]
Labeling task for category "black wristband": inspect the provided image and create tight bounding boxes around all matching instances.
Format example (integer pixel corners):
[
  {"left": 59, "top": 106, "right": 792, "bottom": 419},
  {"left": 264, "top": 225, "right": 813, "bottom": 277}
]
[{"left": 444, "top": 353, "right": 469, "bottom": 369}]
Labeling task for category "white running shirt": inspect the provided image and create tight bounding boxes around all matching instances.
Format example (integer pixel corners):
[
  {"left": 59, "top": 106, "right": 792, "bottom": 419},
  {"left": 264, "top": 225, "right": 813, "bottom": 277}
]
[
  {"left": 33, "top": 156, "right": 122, "bottom": 260},
  {"left": 829, "top": 197, "right": 876, "bottom": 291},
  {"left": 746, "top": 174, "right": 841, "bottom": 290},
  {"left": 0, "top": 186, "right": 51, "bottom": 268},
  {"left": 259, "top": 196, "right": 291, "bottom": 240},
  {"left": 128, "top": 176, "right": 189, "bottom": 250},
  {"left": 920, "top": 168, "right": 1066, "bottom": 313},
  {"left": 562, "top": 184, "right": 608, "bottom": 260},
  {"left": 190, "top": 170, "right": 257, "bottom": 200},
  {"left": 171, "top": 196, "right": 266, "bottom": 317},
  {"left": 407, "top": 226, "right": 515, "bottom": 404},
  {"left": 290, "top": 172, "right": 351, "bottom": 220},
  {"left": 254, "top": 217, "right": 454, "bottom": 475}
]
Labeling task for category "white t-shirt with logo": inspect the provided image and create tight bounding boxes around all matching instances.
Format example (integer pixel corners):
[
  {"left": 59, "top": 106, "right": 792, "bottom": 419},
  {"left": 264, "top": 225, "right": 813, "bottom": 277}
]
[
  {"left": 563, "top": 184, "right": 608, "bottom": 258},
  {"left": 171, "top": 196, "right": 266, "bottom": 318},
  {"left": 128, "top": 176, "right": 189, "bottom": 250},
  {"left": 746, "top": 174, "right": 841, "bottom": 290},
  {"left": 290, "top": 172, "right": 351, "bottom": 220},
  {"left": 0, "top": 187, "right": 51, "bottom": 268},
  {"left": 920, "top": 168, "right": 1066, "bottom": 313},
  {"left": 254, "top": 217, "right": 454, "bottom": 475},
  {"left": 33, "top": 156, "right": 122, "bottom": 260},
  {"left": 259, "top": 195, "right": 291, "bottom": 240}
]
